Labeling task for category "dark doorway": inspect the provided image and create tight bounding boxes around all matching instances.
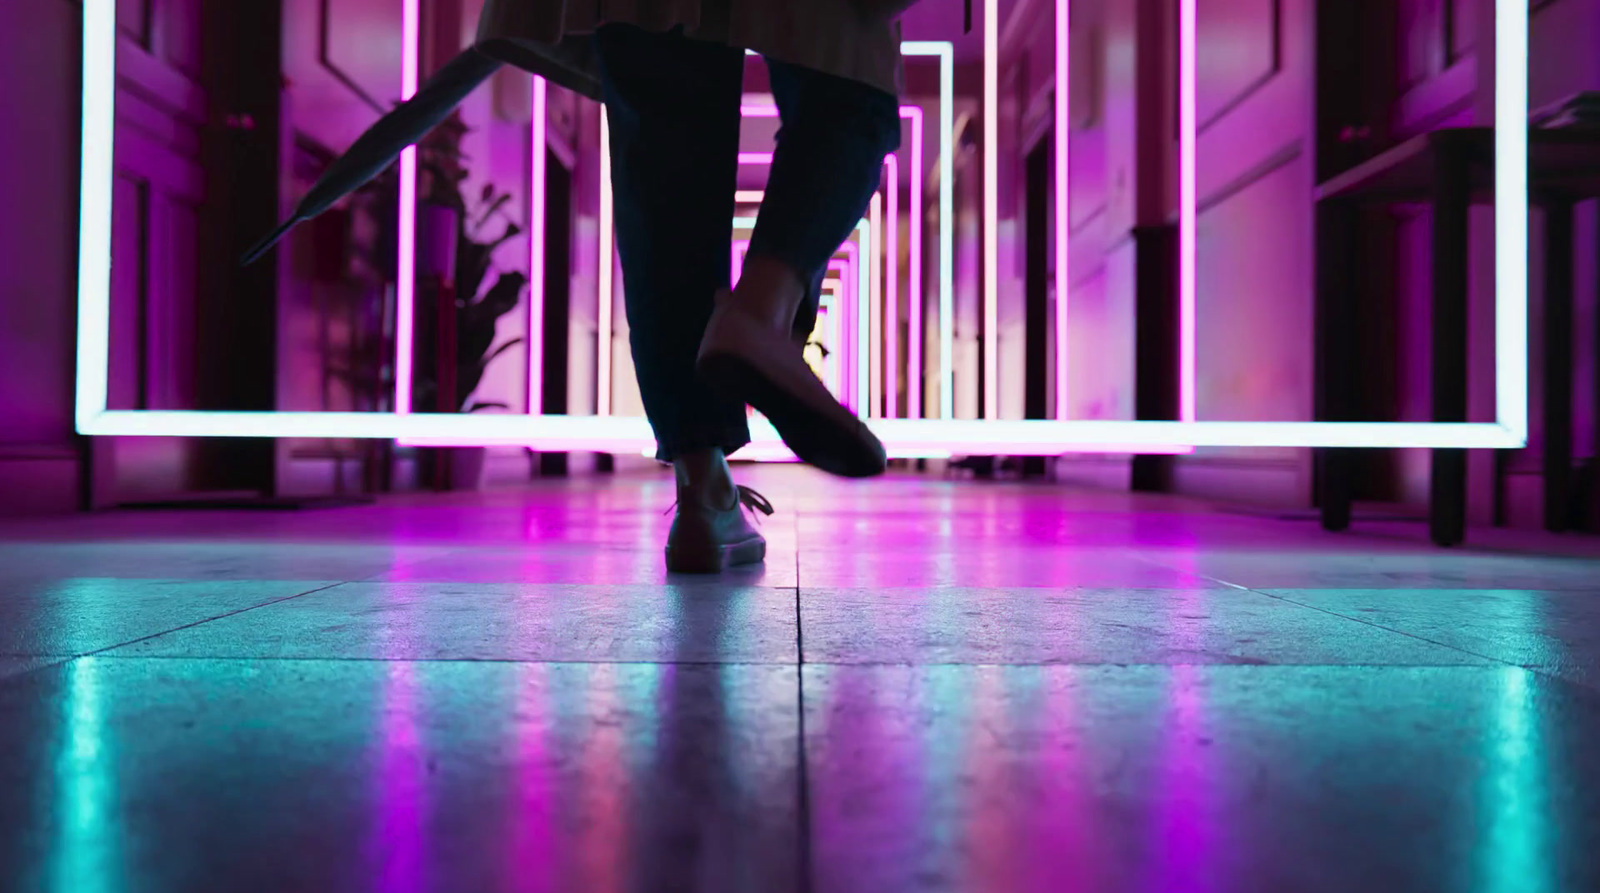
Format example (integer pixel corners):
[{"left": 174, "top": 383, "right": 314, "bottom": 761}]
[
  {"left": 1312, "top": 0, "right": 1410, "bottom": 508},
  {"left": 537, "top": 149, "right": 572, "bottom": 477},
  {"left": 1020, "top": 134, "right": 1052, "bottom": 477}
]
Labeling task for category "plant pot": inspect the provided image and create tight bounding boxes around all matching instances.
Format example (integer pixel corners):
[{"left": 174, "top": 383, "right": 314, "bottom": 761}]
[
  {"left": 417, "top": 445, "right": 487, "bottom": 491},
  {"left": 446, "top": 446, "right": 488, "bottom": 491}
]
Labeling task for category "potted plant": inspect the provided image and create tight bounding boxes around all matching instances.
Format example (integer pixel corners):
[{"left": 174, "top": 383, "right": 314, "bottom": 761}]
[{"left": 411, "top": 114, "right": 527, "bottom": 490}]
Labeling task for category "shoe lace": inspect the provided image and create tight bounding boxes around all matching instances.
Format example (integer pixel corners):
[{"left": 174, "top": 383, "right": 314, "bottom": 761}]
[{"left": 665, "top": 485, "right": 776, "bottom": 522}]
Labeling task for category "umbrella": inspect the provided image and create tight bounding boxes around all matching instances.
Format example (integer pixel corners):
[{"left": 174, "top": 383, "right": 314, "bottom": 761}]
[{"left": 242, "top": 48, "right": 504, "bottom": 265}]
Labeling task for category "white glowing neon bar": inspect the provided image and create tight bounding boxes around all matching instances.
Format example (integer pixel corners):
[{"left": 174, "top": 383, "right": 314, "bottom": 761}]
[
  {"left": 74, "top": 0, "right": 115, "bottom": 433},
  {"left": 904, "top": 40, "right": 956, "bottom": 421},
  {"left": 83, "top": 413, "right": 1523, "bottom": 452},
  {"left": 1495, "top": 0, "right": 1529, "bottom": 442},
  {"left": 75, "top": 1, "right": 1529, "bottom": 453}
]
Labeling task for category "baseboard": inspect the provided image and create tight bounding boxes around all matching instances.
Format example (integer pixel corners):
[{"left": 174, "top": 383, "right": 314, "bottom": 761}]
[{"left": 0, "top": 445, "right": 82, "bottom": 515}]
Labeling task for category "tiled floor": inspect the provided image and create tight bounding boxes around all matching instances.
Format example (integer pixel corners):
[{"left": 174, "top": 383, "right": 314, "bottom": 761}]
[{"left": 2, "top": 466, "right": 1600, "bottom": 892}]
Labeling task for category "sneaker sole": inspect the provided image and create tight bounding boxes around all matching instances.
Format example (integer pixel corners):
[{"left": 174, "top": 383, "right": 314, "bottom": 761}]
[
  {"left": 698, "top": 351, "right": 887, "bottom": 479},
  {"left": 664, "top": 535, "right": 767, "bottom": 575}
]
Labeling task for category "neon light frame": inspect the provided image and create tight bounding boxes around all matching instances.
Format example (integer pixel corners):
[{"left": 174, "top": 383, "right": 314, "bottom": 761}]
[
  {"left": 592, "top": 58, "right": 949, "bottom": 419},
  {"left": 75, "top": 1, "right": 1529, "bottom": 453},
  {"left": 729, "top": 150, "right": 892, "bottom": 415},
  {"left": 732, "top": 241, "right": 870, "bottom": 416},
  {"left": 732, "top": 131, "right": 902, "bottom": 419}
]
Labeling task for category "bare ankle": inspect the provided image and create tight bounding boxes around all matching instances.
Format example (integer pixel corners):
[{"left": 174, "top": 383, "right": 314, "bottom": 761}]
[{"left": 732, "top": 254, "right": 806, "bottom": 331}]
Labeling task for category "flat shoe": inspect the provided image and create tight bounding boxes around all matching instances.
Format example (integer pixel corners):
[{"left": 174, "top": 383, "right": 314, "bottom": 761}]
[{"left": 697, "top": 294, "right": 887, "bottom": 478}]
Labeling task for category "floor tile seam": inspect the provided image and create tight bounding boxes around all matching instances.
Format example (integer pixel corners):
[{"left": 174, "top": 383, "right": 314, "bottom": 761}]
[
  {"left": 791, "top": 502, "right": 815, "bottom": 893},
  {"left": 1126, "top": 552, "right": 1253, "bottom": 590},
  {"left": 1127, "top": 547, "right": 1600, "bottom": 591},
  {"left": 65, "top": 581, "right": 352, "bottom": 660},
  {"left": 1217, "top": 587, "right": 1538, "bottom": 668},
  {"left": 1254, "top": 588, "right": 1600, "bottom": 694}
]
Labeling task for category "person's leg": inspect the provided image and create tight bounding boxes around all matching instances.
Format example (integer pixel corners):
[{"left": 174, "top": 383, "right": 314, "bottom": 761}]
[
  {"left": 697, "top": 57, "right": 902, "bottom": 477},
  {"left": 744, "top": 59, "right": 902, "bottom": 339},
  {"left": 594, "top": 25, "right": 747, "bottom": 484},
  {"left": 595, "top": 26, "right": 767, "bottom": 573}
]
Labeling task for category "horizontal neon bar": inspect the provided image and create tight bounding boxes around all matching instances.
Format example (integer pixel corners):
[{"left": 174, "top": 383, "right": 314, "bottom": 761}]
[{"left": 82, "top": 411, "right": 1525, "bottom": 452}]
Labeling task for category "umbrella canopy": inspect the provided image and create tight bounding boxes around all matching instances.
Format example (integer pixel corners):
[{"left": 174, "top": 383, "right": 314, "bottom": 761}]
[{"left": 242, "top": 48, "right": 504, "bottom": 265}]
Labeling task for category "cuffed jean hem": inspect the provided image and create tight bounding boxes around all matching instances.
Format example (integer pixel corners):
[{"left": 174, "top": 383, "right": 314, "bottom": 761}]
[{"left": 653, "top": 425, "right": 753, "bottom": 464}]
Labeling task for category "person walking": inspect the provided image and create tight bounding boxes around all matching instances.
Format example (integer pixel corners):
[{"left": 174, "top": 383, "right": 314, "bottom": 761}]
[{"left": 476, "top": 1, "right": 915, "bottom": 572}]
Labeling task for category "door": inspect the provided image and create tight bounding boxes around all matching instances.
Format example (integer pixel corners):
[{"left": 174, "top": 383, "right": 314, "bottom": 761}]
[
  {"left": 1022, "top": 135, "right": 1053, "bottom": 475},
  {"left": 102, "top": 0, "right": 208, "bottom": 502},
  {"left": 538, "top": 152, "right": 573, "bottom": 476}
]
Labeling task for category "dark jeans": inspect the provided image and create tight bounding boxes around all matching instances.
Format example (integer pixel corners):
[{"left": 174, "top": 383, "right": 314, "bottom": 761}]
[{"left": 594, "top": 25, "right": 902, "bottom": 462}]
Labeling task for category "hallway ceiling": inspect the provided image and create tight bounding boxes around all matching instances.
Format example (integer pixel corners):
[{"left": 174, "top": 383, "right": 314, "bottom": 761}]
[{"left": 899, "top": 0, "right": 1021, "bottom": 60}]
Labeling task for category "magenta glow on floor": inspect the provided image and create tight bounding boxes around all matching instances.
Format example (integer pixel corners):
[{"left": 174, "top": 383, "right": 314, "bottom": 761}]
[{"left": 2, "top": 466, "right": 1599, "bottom": 893}]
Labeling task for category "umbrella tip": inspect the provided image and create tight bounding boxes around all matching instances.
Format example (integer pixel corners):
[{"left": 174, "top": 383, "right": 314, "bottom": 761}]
[{"left": 240, "top": 219, "right": 299, "bottom": 266}]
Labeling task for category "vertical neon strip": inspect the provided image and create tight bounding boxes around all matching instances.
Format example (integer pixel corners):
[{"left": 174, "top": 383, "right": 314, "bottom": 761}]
[
  {"left": 870, "top": 191, "right": 883, "bottom": 417},
  {"left": 839, "top": 241, "right": 861, "bottom": 413},
  {"left": 906, "top": 106, "right": 926, "bottom": 419},
  {"left": 597, "top": 107, "right": 614, "bottom": 416},
  {"left": 982, "top": 0, "right": 999, "bottom": 420},
  {"left": 857, "top": 226, "right": 873, "bottom": 416},
  {"left": 1178, "top": 0, "right": 1198, "bottom": 423},
  {"left": 528, "top": 77, "right": 548, "bottom": 414},
  {"left": 1054, "top": 0, "right": 1071, "bottom": 419},
  {"left": 939, "top": 44, "right": 955, "bottom": 419},
  {"left": 879, "top": 44, "right": 949, "bottom": 419},
  {"left": 76, "top": 0, "right": 116, "bottom": 430},
  {"left": 885, "top": 152, "right": 900, "bottom": 417},
  {"left": 395, "top": 0, "right": 421, "bottom": 415},
  {"left": 819, "top": 283, "right": 843, "bottom": 394},
  {"left": 1495, "top": 0, "right": 1529, "bottom": 441}
]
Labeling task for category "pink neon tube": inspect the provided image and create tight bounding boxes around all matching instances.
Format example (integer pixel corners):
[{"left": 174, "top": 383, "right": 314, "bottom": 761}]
[
  {"left": 1179, "top": 0, "right": 1197, "bottom": 422},
  {"left": 1054, "top": 0, "right": 1070, "bottom": 420},
  {"left": 743, "top": 104, "right": 923, "bottom": 418},
  {"left": 982, "top": 0, "right": 999, "bottom": 420},
  {"left": 869, "top": 190, "right": 883, "bottom": 417},
  {"left": 884, "top": 152, "right": 900, "bottom": 418},
  {"left": 528, "top": 76, "right": 548, "bottom": 414},
  {"left": 394, "top": 0, "right": 420, "bottom": 414},
  {"left": 904, "top": 106, "right": 924, "bottom": 419},
  {"left": 598, "top": 108, "right": 614, "bottom": 416}
]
